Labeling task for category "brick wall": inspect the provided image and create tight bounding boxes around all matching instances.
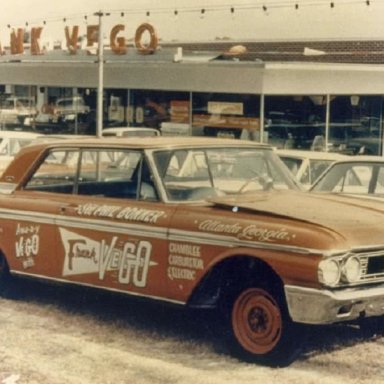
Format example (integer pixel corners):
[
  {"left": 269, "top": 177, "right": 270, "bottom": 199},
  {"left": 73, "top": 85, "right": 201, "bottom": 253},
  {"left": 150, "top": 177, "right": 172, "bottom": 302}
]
[{"left": 163, "top": 40, "right": 384, "bottom": 63}]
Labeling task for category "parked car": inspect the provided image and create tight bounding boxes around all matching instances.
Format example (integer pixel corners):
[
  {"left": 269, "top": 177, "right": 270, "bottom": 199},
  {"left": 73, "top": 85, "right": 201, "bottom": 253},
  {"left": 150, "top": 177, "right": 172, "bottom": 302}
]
[
  {"left": 0, "top": 96, "right": 38, "bottom": 126},
  {"left": 310, "top": 156, "right": 384, "bottom": 196},
  {"left": 52, "top": 96, "right": 90, "bottom": 123},
  {"left": 265, "top": 122, "right": 325, "bottom": 150},
  {"left": 1, "top": 137, "right": 384, "bottom": 366},
  {"left": 277, "top": 149, "right": 349, "bottom": 188},
  {"left": 102, "top": 126, "right": 160, "bottom": 137},
  {"left": 0, "top": 130, "right": 43, "bottom": 173}
]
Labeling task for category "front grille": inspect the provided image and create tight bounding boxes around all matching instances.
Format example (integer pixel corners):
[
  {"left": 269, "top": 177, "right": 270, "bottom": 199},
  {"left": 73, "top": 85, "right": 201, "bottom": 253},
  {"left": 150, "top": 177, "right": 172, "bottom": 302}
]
[
  {"left": 357, "top": 251, "right": 384, "bottom": 283},
  {"left": 366, "top": 255, "right": 384, "bottom": 279}
]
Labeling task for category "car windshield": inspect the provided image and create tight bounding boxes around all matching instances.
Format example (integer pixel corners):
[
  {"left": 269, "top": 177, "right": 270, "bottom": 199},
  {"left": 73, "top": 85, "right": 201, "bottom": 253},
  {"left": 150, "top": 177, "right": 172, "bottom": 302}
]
[
  {"left": 311, "top": 162, "right": 384, "bottom": 195},
  {"left": 1, "top": 98, "right": 35, "bottom": 109},
  {"left": 280, "top": 157, "right": 303, "bottom": 176},
  {"left": 307, "top": 159, "right": 334, "bottom": 182},
  {"left": 153, "top": 147, "right": 298, "bottom": 201}
]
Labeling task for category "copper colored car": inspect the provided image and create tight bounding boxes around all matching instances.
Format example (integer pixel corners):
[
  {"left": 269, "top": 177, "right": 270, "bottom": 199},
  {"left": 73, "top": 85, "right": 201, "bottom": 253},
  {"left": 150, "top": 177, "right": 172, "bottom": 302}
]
[{"left": 0, "top": 136, "right": 383, "bottom": 366}]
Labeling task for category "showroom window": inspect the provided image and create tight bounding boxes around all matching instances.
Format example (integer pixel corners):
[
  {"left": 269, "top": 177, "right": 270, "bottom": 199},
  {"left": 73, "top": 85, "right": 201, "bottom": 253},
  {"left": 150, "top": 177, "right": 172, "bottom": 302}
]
[
  {"left": 127, "top": 90, "right": 190, "bottom": 135},
  {"left": 192, "top": 93, "right": 260, "bottom": 139},
  {"left": 328, "top": 95, "right": 382, "bottom": 155},
  {"left": 264, "top": 96, "right": 327, "bottom": 150}
]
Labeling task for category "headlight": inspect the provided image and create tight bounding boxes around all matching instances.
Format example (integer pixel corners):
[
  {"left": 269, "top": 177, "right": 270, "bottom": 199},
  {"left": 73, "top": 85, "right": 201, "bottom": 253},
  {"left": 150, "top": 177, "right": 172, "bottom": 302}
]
[
  {"left": 343, "top": 256, "right": 362, "bottom": 283},
  {"left": 318, "top": 259, "right": 341, "bottom": 286}
]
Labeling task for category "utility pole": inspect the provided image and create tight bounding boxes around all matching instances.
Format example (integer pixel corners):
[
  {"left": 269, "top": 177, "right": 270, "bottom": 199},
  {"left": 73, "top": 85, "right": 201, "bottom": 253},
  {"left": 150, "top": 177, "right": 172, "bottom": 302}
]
[{"left": 94, "top": 11, "right": 109, "bottom": 138}]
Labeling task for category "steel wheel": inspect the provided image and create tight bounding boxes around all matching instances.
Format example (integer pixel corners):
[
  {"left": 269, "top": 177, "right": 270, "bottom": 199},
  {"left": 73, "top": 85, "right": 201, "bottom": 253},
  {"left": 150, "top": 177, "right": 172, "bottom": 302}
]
[{"left": 232, "top": 287, "right": 282, "bottom": 355}]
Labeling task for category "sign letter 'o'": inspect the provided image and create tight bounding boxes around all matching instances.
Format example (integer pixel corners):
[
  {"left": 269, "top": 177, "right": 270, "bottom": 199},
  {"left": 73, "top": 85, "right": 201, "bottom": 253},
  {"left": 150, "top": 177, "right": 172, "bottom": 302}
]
[{"left": 134, "top": 23, "right": 158, "bottom": 55}]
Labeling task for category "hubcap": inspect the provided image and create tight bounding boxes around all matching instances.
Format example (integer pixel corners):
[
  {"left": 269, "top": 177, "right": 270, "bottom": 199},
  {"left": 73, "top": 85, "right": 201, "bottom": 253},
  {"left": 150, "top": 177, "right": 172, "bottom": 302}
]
[{"left": 232, "top": 288, "right": 282, "bottom": 354}]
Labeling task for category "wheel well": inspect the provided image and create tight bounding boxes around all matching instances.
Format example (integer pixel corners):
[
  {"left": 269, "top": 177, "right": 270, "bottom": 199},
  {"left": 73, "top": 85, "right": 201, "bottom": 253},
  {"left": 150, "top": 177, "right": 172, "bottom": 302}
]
[
  {"left": 187, "top": 255, "right": 283, "bottom": 309},
  {"left": 0, "top": 251, "right": 9, "bottom": 267},
  {"left": 0, "top": 251, "right": 10, "bottom": 272}
]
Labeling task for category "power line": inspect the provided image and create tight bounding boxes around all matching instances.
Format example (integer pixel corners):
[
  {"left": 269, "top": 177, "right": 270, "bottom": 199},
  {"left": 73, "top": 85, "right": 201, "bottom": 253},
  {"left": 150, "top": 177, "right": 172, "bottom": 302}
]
[{"left": 2, "top": 0, "right": 377, "bottom": 30}]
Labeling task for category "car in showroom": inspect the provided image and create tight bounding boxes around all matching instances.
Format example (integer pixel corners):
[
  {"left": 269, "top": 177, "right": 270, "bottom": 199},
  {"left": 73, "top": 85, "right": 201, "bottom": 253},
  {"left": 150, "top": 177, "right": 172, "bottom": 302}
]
[
  {"left": 310, "top": 156, "right": 384, "bottom": 197},
  {"left": 102, "top": 126, "right": 160, "bottom": 137},
  {"left": 276, "top": 149, "right": 349, "bottom": 189},
  {"left": 0, "top": 96, "right": 38, "bottom": 126},
  {"left": 53, "top": 96, "right": 90, "bottom": 122},
  {"left": 0, "top": 137, "right": 384, "bottom": 366}
]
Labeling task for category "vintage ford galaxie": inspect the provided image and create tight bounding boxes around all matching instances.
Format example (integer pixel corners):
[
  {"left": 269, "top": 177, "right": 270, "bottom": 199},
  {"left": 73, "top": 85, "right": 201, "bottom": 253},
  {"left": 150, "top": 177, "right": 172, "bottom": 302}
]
[{"left": 0, "top": 136, "right": 383, "bottom": 366}]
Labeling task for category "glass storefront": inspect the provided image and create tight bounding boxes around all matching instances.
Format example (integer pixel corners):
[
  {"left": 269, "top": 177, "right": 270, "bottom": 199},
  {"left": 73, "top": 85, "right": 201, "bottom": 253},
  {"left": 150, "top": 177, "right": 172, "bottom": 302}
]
[
  {"left": 191, "top": 93, "right": 260, "bottom": 139},
  {"left": 1, "top": 85, "right": 384, "bottom": 156},
  {"left": 126, "top": 90, "right": 190, "bottom": 134},
  {"left": 264, "top": 95, "right": 327, "bottom": 150},
  {"left": 328, "top": 95, "right": 383, "bottom": 155},
  {"left": 264, "top": 95, "right": 383, "bottom": 155}
]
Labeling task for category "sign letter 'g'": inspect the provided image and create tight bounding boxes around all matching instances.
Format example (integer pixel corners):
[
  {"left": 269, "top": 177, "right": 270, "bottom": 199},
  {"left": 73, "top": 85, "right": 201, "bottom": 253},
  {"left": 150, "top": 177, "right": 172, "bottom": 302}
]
[{"left": 110, "top": 24, "right": 127, "bottom": 55}]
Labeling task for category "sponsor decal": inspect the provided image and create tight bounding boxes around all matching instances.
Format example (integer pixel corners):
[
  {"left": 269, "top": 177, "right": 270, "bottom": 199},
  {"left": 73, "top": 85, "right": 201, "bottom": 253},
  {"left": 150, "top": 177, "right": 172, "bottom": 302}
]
[
  {"left": 197, "top": 219, "right": 294, "bottom": 242},
  {"left": 167, "top": 242, "right": 203, "bottom": 281},
  {"left": 60, "top": 228, "right": 157, "bottom": 288},
  {"left": 75, "top": 203, "right": 165, "bottom": 224},
  {"left": 15, "top": 223, "right": 40, "bottom": 269}
]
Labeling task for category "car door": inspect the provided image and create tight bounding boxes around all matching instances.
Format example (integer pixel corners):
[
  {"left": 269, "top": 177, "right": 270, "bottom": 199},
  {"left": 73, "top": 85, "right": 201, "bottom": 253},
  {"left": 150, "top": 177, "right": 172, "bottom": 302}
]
[
  {"left": 53, "top": 147, "right": 176, "bottom": 301},
  {"left": 1, "top": 148, "right": 80, "bottom": 278}
]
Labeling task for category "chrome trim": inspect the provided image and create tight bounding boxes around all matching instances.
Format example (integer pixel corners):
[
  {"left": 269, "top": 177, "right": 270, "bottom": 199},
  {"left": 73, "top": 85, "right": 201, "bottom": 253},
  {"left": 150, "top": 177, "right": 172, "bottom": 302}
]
[
  {"left": 322, "top": 249, "right": 384, "bottom": 287},
  {"left": 0, "top": 208, "right": 168, "bottom": 240},
  {"left": 0, "top": 183, "right": 16, "bottom": 194},
  {"left": 350, "top": 244, "right": 384, "bottom": 253},
  {"left": 169, "top": 229, "right": 326, "bottom": 256},
  {"left": 285, "top": 284, "right": 384, "bottom": 324}
]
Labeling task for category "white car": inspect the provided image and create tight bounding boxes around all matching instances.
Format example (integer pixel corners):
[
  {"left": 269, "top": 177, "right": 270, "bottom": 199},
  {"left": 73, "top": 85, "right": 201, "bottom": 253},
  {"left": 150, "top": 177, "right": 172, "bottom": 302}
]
[
  {"left": 102, "top": 127, "right": 160, "bottom": 137},
  {"left": 53, "top": 96, "right": 90, "bottom": 123},
  {"left": 277, "top": 149, "right": 348, "bottom": 188},
  {"left": 0, "top": 130, "right": 43, "bottom": 173},
  {"left": 310, "top": 156, "right": 384, "bottom": 197},
  {"left": 0, "top": 97, "right": 38, "bottom": 126}
]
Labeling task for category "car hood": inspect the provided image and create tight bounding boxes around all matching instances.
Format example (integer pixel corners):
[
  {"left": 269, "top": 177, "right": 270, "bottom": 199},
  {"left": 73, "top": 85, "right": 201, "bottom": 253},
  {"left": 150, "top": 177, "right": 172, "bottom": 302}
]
[{"left": 209, "top": 190, "right": 384, "bottom": 250}]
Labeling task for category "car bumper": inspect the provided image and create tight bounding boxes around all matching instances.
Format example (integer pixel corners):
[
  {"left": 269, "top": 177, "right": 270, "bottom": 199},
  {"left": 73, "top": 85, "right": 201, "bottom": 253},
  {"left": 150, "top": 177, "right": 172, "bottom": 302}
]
[{"left": 285, "top": 284, "right": 384, "bottom": 324}]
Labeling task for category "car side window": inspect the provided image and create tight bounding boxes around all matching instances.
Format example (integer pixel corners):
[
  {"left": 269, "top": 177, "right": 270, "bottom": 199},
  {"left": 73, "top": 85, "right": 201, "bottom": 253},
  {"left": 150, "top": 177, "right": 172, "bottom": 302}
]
[
  {"left": 24, "top": 148, "right": 158, "bottom": 201},
  {"left": 375, "top": 166, "right": 384, "bottom": 194},
  {"left": 333, "top": 165, "right": 372, "bottom": 193},
  {"left": 24, "top": 149, "right": 79, "bottom": 193},
  {"left": 76, "top": 149, "right": 141, "bottom": 199}
]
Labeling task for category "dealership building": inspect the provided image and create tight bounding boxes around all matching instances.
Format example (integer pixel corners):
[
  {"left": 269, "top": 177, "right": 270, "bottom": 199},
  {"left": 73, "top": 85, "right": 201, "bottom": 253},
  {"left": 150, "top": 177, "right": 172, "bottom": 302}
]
[{"left": 1, "top": 32, "right": 384, "bottom": 156}]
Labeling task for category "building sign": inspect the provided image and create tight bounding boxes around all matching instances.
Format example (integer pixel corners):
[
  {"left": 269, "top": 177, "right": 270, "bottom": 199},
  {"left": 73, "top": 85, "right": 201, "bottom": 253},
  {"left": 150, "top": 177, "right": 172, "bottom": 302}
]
[
  {"left": 193, "top": 114, "right": 260, "bottom": 130},
  {"left": 207, "top": 101, "right": 243, "bottom": 115},
  {"left": 170, "top": 100, "right": 190, "bottom": 123},
  {"left": 4, "top": 22, "right": 159, "bottom": 56}
]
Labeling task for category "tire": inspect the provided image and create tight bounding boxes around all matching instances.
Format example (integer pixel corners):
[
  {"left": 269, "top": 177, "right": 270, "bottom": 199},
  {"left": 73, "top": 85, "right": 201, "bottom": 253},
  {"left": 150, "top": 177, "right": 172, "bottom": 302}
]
[
  {"left": 227, "top": 284, "right": 305, "bottom": 367},
  {"left": 0, "top": 254, "right": 11, "bottom": 295},
  {"left": 359, "top": 316, "right": 384, "bottom": 338}
]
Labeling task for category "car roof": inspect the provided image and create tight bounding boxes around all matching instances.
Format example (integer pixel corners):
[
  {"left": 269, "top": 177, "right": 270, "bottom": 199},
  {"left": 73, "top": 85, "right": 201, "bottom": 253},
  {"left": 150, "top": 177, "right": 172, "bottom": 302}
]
[
  {"left": 102, "top": 127, "right": 160, "bottom": 136},
  {"left": 102, "top": 127, "right": 158, "bottom": 132},
  {"left": 0, "top": 137, "right": 273, "bottom": 184},
  {"left": 23, "top": 136, "right": 272, "bottom": 152},
  {"left": 0, "top": 130, "right": 42, "bottom": 139},
  {"left": 328, "top": 155, "right": 384, "bottom": 164},
  {"left": 276, "top": 149, "right": 349, "bottom": 160}
]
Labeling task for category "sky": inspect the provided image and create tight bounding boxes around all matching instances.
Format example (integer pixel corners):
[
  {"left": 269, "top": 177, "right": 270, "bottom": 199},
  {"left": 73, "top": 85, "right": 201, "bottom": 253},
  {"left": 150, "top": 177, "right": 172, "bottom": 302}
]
[{"left": 1, "top": 0, "right": 384, "bottom": 44}]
